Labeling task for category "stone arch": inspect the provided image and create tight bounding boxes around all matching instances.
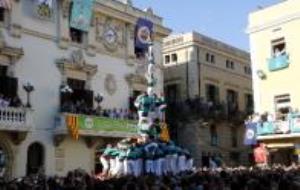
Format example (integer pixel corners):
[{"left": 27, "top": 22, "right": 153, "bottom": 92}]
[
  {"left": 0, "top": 135, "right": 14, "bottom": 180},
  {"left": 26, "top": 142, "right": 45, "bottom": 175}
]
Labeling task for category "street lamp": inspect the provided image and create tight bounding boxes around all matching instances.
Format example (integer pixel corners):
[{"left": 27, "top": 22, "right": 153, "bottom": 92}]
[
  {"left": 94, "top": 93, "right": 103, "bottom": 109},
  {"left": 256, "top": 70, "right": 267, "bottom": 80},
  {"left": 23, "top": 82, "right": 34, "bottom": 108}
]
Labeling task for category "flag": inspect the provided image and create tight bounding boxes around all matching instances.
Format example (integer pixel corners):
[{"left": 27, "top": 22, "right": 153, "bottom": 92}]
[
  {"left": 0, "top": 0, "right": 12, "bottom": 10},
  {"left": 135, "top": 18, "right": 153, "bottom": 51},
  {"left": 70, "top": 0, "right": 94, "bottom": 32},
  {"left": 244, "top": 122, "right": 257, "bottom": 145}
]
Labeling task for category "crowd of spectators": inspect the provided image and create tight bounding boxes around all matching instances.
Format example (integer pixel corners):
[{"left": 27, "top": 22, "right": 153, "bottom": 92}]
[
  {"left": 3, "top": 165, "right": 300, "bottom": 190},
  {"left": 0, "top": 94, "right": 23, "bottom": 109},
  {"left": 61, "top": 100, "right": 138, "bottom": 120}
]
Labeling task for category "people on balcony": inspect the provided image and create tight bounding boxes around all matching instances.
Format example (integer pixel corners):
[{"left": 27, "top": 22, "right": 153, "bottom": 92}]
[
  {"left": 167, "top": 96, "right": 243, "bottom": 122},
  {"left": 274, "top": 47, "right": 286, "bottom": 58},
  {"left": 0, "top": 93, "right": 23, "bottom": 108}
]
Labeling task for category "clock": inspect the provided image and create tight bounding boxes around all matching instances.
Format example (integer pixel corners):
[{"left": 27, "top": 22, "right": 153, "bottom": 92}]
[{"left": 103, "top": 27, "right": 118, "bottom": 50}]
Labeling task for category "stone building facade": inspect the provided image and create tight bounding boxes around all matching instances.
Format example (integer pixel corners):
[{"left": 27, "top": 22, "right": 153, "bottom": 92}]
[
  {"left": 163, "top": 32, "right": 253, "bottom": 166},
  {"left": 0, "top": 0, "right": 170, "bottom": 178}
]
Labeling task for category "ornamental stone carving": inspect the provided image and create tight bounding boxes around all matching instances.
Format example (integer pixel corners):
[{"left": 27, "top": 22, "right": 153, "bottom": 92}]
[
  {"left": 104, "top": 74, "right": 117, "bottom": 95},
  {"left": 62, "top": 0, "right": 71, "bottom": 18},
  {"left": 70, "top": 49, "right": 85, "bottom": 68},
  {"left": 56, "top": 50, "right": 98, "bottom": 82},
  {"left": 96, "top": 16, "right": 126, "bottom": 53}
]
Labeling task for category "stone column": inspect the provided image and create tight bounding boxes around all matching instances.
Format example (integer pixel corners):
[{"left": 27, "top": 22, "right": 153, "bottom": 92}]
[
  {"left": 10, "top": 0, "right": 22, "bottom": 38},
  {"left": 57, "top": 0, "right": 71, "bottom": 49},
  {"left": 188, "top": 46, "right": 199, "bottom": 99}
]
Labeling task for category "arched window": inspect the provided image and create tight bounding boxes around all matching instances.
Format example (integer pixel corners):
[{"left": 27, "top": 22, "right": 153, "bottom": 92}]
[
  {"left": 27, "top": 142, "right": 45, "bottom": 175},
  {"left": 0, "top": 146, "right": 9, "bottom": 178}
]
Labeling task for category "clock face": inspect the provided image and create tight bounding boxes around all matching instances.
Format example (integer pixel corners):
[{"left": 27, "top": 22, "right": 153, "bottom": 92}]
[{"left": 103, "top": 28, "right": 117, "bottom": 45}]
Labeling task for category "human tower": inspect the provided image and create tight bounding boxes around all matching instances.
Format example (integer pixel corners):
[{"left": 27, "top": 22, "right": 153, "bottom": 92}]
[{"left": 98, "top": 42, "right": 193, "bottom": 179}]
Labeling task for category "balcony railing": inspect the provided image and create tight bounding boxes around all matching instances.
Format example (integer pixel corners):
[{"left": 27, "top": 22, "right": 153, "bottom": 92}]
[
  {"left": 166, "top": 100, "right": 249, "bottom": 124},
  {"left": 54, "top": 113, "right": 138, "bottom": 138},
  {"left": 255, "top": 113, "right": 300, "bottom": 139},
  {"left": 268, "top": 54, "right": 289, "bottom": 72},
  {"left": 0, "top": 107, "right": 33, "bottom": 131}
]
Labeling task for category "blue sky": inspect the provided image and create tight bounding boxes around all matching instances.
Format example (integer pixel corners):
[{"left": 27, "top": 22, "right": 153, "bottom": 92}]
[{"left": 132, "top": 0, "right": 279, "bottom": 51}]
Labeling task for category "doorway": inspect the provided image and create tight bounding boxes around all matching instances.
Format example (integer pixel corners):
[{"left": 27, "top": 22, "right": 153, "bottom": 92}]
[{"left": 27, "top": 142, "right": 44, "bottom": 175}]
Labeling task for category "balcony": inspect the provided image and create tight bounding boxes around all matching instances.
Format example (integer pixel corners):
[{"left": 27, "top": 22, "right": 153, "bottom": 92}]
[
  {"left": 0, "top": 107, "right": 33, "bottom": 132},
  {"left": 256, "top": 113, "right": 300, "bottom": 141},
  {"left": 54, "top": 113, "right": 138, "bottom": 139},
  {"left": 268, "top": 54, "right": 289, "bottom": 72}
]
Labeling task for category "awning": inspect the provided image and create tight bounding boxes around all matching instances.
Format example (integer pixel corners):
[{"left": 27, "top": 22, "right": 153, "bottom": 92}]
[
  {"left": 0, "top": 0, "right": 12, "bottom": 10},
  {"left": 266, "top": 143, "right": 294, "bottom": 149}
]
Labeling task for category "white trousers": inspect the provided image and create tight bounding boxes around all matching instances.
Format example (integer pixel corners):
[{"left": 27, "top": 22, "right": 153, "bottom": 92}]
[
  {"left": 100, "top": 156, "right": 109, "bottom": 174},
  {"left": 109, "top": 158, "right": 116, "bottom": 175},
  {"left": 112, "top": 158, "right": 124, "bottom": 176}
]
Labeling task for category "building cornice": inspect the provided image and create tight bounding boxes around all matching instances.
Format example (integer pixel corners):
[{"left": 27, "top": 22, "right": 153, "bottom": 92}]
[
  {"left": 163, "top": 41, "right": 250, "bottom": 64},
  {"left": 94, "top": 3, "right": 171, "bottom": 38},
  {"left": 247, "top": 11, "right": 300, "bottom": 34}
]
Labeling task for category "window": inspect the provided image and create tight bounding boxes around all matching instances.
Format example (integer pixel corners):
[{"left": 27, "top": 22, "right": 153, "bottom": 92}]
[
  {"left": 0, "top": 75, "right": 18, "bottom": 98},
  {"left": 206, "top": 53, "right": 215, "bottom": 64},
  {"left": 231, "top": 127, "right": 238, "bottom": 148},
  {"left": 70, "top": 28, "right": 84, "bottom": 44},
  {"left": 230, "top": 61, "right": 235, "bottom": 69},
  {"left": 61, "top": 78, "right": 94, "bottom": 112},
  {"left": 205, "top": 84, "right": 219, "bottom": 104},
  {"left": 274, "top": 94, "right": 291, "bottom": 120},
  {"left": 226, "top": 60, "right": 235, "bottom": 70},
  {"left": 69, "top": 2, "right": 84, "bottom": 44},
  {"left": 165, "top": 55, "right": 170, "bottom": 64},
  {"left": 206, "top": 53, "right": 210, "bottom": 62},
  {"left": 0, "top": 65, "right": 7, "bottom": 76},
  {"left": 211, "top": 55, "right": 215, "bottom": 63},
  {"left": 227, "top": 89, "right": 239, "bottom": 114},
  {"left": 210, "top": 125, "right": 218, "bottom": 146},
  {"left": 271, "top": 38, "right": 286, "bottom": 57},
  {"left": 171, "top": 53, "right": 178, "bottom": 62},
  {"left": 245, "top": 94, "right": 253, "bottom": 114},
  {"left": 67, "top": 78, "right": 85, "bottom": 90},
  {"left": 244, "top": 66, "right": 252, "bottom": 75},
  {"left": 166, "top": 84, "right": 178, "bottom": 103},
  {"left": 0, "top": 7, "right": 4, "bottom": 22}
]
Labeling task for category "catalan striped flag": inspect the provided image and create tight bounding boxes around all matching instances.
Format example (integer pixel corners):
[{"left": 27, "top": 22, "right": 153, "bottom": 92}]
[
  {"left": 0, "top": 0, "right": 12, "bottom": 10},
  {"left": 66, "top": 114, "right": 80, "bottom": 140}
]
